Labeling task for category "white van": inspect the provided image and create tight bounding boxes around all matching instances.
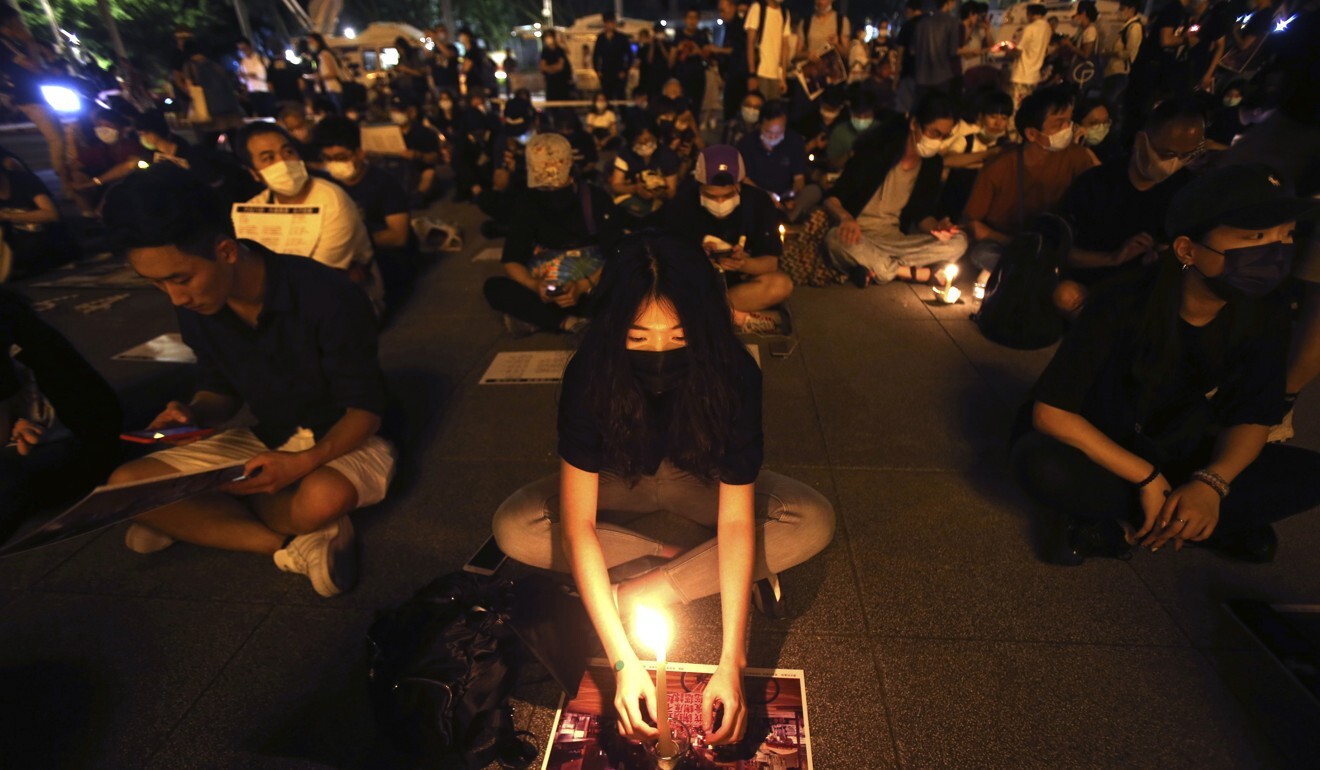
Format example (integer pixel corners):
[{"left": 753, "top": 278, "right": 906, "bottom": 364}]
[{"left": 325, "top": 22, "right": 430, "bottom": 84}]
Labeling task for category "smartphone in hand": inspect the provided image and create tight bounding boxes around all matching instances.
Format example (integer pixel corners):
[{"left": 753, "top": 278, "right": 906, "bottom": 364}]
[{"left": 120, "top": 425, "right": 215, "bottom": 444}]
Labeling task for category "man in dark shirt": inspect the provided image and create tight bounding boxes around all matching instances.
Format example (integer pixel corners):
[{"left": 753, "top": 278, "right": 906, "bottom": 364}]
[
  {"left": 1057, "top": 98, "right": 1204, "bottom": 315},
  {"left": 101, "top": 166, "right": 396, "bottom": 598},
  {"left": 266, "top": 55, "right": 306, "bottom": 105},
  {"left": 391, "top": 97, "right": 443, "bottom": 205},
  {"left": 893, "top": 0, "right": 925, "bottom": 112},
  {"left": 661, "top": 145, "right": 793, "bottom": 334},
  {"left": 484, "top": 134, "right": 621, "bottom": 336},
  {"left": 592, "top": 11, "right": 634, "bottom": 102},
  {"left": 713, "top": 0, "right": 750, "bottom": 120},
  {"left": 735, "top": 100, "right": 820, "bottom": 222}
]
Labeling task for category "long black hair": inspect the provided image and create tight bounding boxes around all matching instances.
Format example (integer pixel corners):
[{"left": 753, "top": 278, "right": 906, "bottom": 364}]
[{"left": 577, "top": 233, "right": 746, "bottom": 483}]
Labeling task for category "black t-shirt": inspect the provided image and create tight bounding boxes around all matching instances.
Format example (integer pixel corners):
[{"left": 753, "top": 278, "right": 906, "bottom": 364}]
[
  {"left": 541, "top": 47, "right": 573, "bottom": 97},
  {"left": 267, "top": 58, "right": 305, "bottom": 102},
  {"left": 1138, "top": 2, "right": 1188, "bottom": 68},
  {"left": 662, "top": 180, "right": 783, "bottom": 261},
  {"left": 502, "top": 184, "right": 622, "bottom": 268},
  {"left": 1064, "top": 156, "right": 1192, "bottom": 252},
  {"left": 403, "top": 122, "right": 442, "bottom": 169},
  {"left": 340, "top": 164, "right": 408, "bottom": 237},
  {"left": 1030, "top": 271, "right": 1288, "bottom": 462},
  {"left": 896, "top": 15, "right": 923, "bottom": 74},
  {"left": 0, "top": 165, "right": 50, "bottom": 210},
  {"left": 672, "top": 29, "right": 711, "bottom": 83},
  {"left": 558, "top": 345, "right": 764, "bottom": 484}
]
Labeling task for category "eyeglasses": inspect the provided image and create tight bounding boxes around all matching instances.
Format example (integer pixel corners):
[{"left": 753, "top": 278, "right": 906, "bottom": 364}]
[{"left": 1150, "top": 139, "right": 1205, "bottom": 161}]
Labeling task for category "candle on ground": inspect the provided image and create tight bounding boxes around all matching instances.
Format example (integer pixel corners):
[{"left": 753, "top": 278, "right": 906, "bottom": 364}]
[{"left": 635, "top": 605, "right": 675, "bottom": 756}]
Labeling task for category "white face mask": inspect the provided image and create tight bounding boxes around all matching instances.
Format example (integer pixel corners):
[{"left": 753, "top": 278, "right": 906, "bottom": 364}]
[
  {"left": 1223, "top": 95, "right": 1242, "bottom": 108},
  {"left": 260, "top": 159, "right": 309, "bottom": 196},
  {"left": 324, "top": 160, "right": 358, "bottom": 181},
  {"left": 741, "top": 107, "right": 761, "bottom": 124},
  {"left": 1041, "top": 123, "right": 1073, "bottom": 152},
  {"left": 1083, "top": 123, "right": 1111, "bottom": 146},
  {"left": 761, "top": 132, "right": 783, "bottom": 149},
  {"left": 634, "top": 142, "right": 657, "bottom": 158},
  {"left": 915, "top": 131, "right": 943, "bottom": 158},
  {"left": 1131, "top": 131, "right": 1187, "bottom": 183},
  {"left": 701, "top": 193, "right": 740, "bottom": 219},
  {"left": 95, "top": 126, "right": 120, "bottom": 145}
]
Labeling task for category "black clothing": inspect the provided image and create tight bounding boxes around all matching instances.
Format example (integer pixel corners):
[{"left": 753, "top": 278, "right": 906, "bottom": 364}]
[
  {"left": 339, "top": 164, "right": 415, "bottom": 305},
  {"left": 0, "top": 33, "right": 42, "bottom": 105},
  {"left": 827, "top": 118, "right": 945, "bottom": 226},
  {"left": 541, "top": 47, "right": 574, "bottom": 101},
  {"left": 502, "top": 184, "right": 621, "bottom": 268},
  {"left": 672, "top": 29, "right": 711, "bottom": 111},
  {"left": 557, "top": 344, "right": 764, "bottom": 485},
  {"left": 430, "top": 45, "right": 461, "bottom": 89},
  {"left": 0, "top": 166, "right": 78, "bottom": 273},
  {"left": 402, "top": 121, "right": 442, "bottom": 171},
  {"left": 661, "top": 180, "right": 783, "bottom": 260},
  {"left": 267, "top": 58, "right": 306, "bottom": 102},
  {"left": 895, "top": 14, "right": 924, "bottom": 77},
  {"left": 637, "top": 42, "right": 671, "bottom": 98},
  {"left": 177, "top": 246, "right": 387, "bottom": 448},
  {"left": 593, "top": 31, "right": 634, "bottom": 100}
]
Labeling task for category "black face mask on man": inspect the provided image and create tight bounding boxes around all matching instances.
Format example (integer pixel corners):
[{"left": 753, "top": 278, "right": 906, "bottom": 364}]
[
  {"left": 627, "top": 347, "right": 690, "bottom": 395},
  {"left": 1195, "top": 240, "right": 1294, "bottom": 301}
]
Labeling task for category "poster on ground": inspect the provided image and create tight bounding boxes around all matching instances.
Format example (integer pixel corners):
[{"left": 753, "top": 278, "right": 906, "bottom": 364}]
[
  {"left": 542, "top": 659, "right": 813, "bottom": 770},
  {"left": 0, "top": 463, "right": 246, "bottom": 557},
  {"left": 112, "top": 333, "right": 198, "bottom": 364}
]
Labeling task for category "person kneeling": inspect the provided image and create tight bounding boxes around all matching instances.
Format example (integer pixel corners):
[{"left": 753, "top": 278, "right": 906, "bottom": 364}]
[
  {"left": 492, "top": 235, "right": 835, "bottom": 744},
  {"left": 1011, "top": 165, "right": 1320, "bottom": 566},
  {"left": 102, "top": 166, "right": 397, "bottom": 597},
  {"left": 661, "top": 145, "right": 794, "bottom": 334}
]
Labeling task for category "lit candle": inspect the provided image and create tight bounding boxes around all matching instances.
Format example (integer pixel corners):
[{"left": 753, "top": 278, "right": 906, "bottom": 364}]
[
  {"left": 941, "top": 263, "right": 959, "bottom": 286},
  {"left": 942, "top": 286, "right": 962, "bottom": 304},
  {"left": 636, "top": 605, "right": 674, "bottom": 757},
  {"left": 778, "top": 223, "right": 786, "bottom": 245}
]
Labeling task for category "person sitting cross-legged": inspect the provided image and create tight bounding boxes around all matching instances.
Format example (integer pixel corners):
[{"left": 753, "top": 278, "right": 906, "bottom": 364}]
[
  {"left": 822, "top": 93, "right": 969, "bottom": 287},
  {"left": 101, "top": 166, "right": 397, "bottom": 598},
  {"left": 661, "top": 145, "right": 794, "bottom": 334}
]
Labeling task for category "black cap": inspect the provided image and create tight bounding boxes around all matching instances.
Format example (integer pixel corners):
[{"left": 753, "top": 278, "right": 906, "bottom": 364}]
[{"left": 1165, "top": 163, "right": 1320, "bottom": 237}]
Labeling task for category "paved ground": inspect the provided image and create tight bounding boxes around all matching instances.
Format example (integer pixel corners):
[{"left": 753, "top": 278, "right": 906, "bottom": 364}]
[{"left": 2, "top": 136, "right": 1320, "bottom": 769}]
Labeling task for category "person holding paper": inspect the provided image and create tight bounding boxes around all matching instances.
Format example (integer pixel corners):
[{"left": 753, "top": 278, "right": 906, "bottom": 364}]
[
  {"left": 101, "top": 166, "right": 397, "bottom": 598},
  {"left": 491, "top": 234, "right": 835, "bottom": 744},
  {"left": 235, "top": 122, "right": 384, "bottom": 313}
]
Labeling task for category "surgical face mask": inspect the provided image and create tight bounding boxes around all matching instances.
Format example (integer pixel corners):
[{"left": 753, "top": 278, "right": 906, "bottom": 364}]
[
  {"left": 1042, "top": 123, "right": 1073, "bottom": 152},
  {"left": 1083, "top": 122, "right": 1111, "bottom": 146},
  {"left": 1223, "top": 95, "right": 1242, "bottom": 108},
  {"left": 140, "top": 136, "right": 158, "bottom": 152},
  {"left": 260, "top": 159, "right": 309, "bottom": 196},
  {"left": 741, "top": 107, "right": 761, "bottom": 124},
  {"left": 324, "top": 159, "right": 358, "bottom": 181},
  {"left": 821, "top": 108, "right": 841, "bottom": 121},
  {"left": 851, "top": 116, "right": 873, "bottom": 132},
  {"left": 95, "top": 126, "right": 120, "bottom": 145},
  {"left": 761, "top": 132, "right": 783, "bottom": 149},
  {"left": 634, "top": 142, "right": 657, "bottom": 158},
  {"left": 390, "top": 111, "right": 409, "bottom": 125},
  {"left": 915, "top": 130, "right": 943, "bottom": 158},
  {"left": 1132, "top": 131, "right": 1187, "bottom": 184},
  {"left": 701, "top": 193, "right": 740, "bottom": 219},
  {"left": 1196, "top": 240, "right": 1294, "bottom": 300},
  {"left": 628, "top": 347, "right": 690, "bottom": 396}
]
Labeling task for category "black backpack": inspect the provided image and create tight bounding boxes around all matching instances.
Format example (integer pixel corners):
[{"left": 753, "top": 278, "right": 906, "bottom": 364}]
[{"left": 974, "top": 214, "right": 1072, "bottom": 350}]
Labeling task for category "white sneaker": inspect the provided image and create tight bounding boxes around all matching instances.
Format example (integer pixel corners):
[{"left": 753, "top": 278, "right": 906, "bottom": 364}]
[
  {"left": 273, "top": 518, "right": 358, "bottom": 597},
  {"left": 124, "top": 523, "right": 176, "bottom": 554}
]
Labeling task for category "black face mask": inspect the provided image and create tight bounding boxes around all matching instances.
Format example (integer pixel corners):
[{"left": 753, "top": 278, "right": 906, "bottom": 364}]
[
  {"left": 1196, "top": 241, "right": 1294, "bottom": 301},
  {"left": 627, "top": 347, "right": 690, "bottom": 396}
]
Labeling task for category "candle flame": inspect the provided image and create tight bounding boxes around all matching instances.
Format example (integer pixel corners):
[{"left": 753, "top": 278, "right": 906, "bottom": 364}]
[
  {"left": 778, "top": 224, "right": 786, "bottom": 236},
  {"left": 152, "top": 432, "right": 165, "bottom": 439},
  {"left": 635, "top": 604, "right": 669, "bottom": 660},
  {"left": 942, "top": 264, "right": 959, "bottom": 284}
]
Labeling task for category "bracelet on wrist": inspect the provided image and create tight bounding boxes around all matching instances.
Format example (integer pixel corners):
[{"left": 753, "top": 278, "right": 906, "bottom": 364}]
[
  {"left": 1190, "top": 469, "right": 1230, "bottom": 499},
  {"left": 1135, "top": 466, "right": 1160, "bottom": 489}
]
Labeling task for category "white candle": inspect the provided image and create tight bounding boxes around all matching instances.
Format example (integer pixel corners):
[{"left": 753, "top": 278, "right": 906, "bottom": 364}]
[
  {"left": 943, "top": 286, "right": 962, "bottom": 304},
  {"left": 636, "top": 605, "right": 675, "bottom": 756}
]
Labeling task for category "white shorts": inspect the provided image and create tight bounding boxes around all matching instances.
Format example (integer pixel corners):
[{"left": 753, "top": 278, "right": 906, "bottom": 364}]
[{"left": 147, "top": 428, "right": 397, "bottom": 508}]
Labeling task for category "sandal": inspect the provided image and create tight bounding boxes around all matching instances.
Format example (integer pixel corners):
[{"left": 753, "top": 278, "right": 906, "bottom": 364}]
[
  {"left": 895, "top": 266, "right": 932, "bottom": 283},
  {"left": 847, "top": 265, "right": 873, "bottom": 289}
]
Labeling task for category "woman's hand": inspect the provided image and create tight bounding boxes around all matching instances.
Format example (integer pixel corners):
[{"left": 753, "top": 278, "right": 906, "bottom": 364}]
[
  {"left": 613, "top": 663, "right": 660, "bottom": 741},
  {"left": 10, "top": 418, "right": 44, "bottom": 456},
  {"left": 702, "top": 662, "right": 746, "bottom": 745},
  {"left": 1142, "top": 480, "right": 1221, "bottom": 551},
  {"left": 1129, "top": 473, "right": 1173, "bottom": 544}
]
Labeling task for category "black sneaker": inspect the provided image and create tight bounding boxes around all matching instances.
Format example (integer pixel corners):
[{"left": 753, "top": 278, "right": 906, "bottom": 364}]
[
  {"left": 752, "top": 574, "right": 789, "bottom": 620},
  {"left": 1051, "top": 512, "right": 1131, "bottom": 566},
  {"left": 1201, "top": 525, "right": 1278, "bottom": 563}
]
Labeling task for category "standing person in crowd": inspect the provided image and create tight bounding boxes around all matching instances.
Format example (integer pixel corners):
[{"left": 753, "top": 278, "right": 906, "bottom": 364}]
[
  {"left": 1013, "top": 164, "right": 1320, "bottom": 566},
  {"left": 636, "top": 25, "right": 672, "bottom": 101},
  {"left": 1057, "top": 0, "right": 1100, "bottom": 87},
  {"left": 1103, "top": 0, "right": 1143, "bottom": 110},
  {"left": 1184, "top": 0, "right": 1229, "bottom": 93},
  {"left": 798, "top": 0, "right": 851, "bottom": 60},
  {"left": 102, "top": 166, "right": 396, "bottom": 597},
  {"left": 0, "top": 288, "right": 121, "bottom": 541},
  {"left": 662, "top": 145, "right": 794, "bottom": 334},
  {"left": 236, "top": 123, "right": 383, "bottom": 310},
  {"left": 593, "top": 12, "right": 634, "bottom": 103},
  {"left": 135, "top": 110, "right": 263, "bottom": 206},
  {"left": 484, "top": 134, "right": 621, "bottom": 336},
  {"left": 180, "top": 39, "right": 248, "bottom": 148},
  {"left": 389, "top": 37, "right": 428, "bottom": 104},
  {"left": 308, "top": 33, "right": 345, "bottom": 112},
  {"left": 267, "top": 45, "right": 307, "bottom": 106},
  {"left": 912, "top": 0, "right": 961, "bottom": 97},
  {"left": 611, "top": 120, "right": 681, "bottom": 224},
  {"left": 540, "top": 30, "right": 574, "bottom": 103},
  {"left": 429, "top": 25, "right": 461, "bottom": 93},
  {"left": 1055, "top": 97, "right": 1204, "bottom": 316},
  {"left": 1125, "top": 0, "right": 1192, "bottom": 143},
  {"left": 492, "top": 235, "right": 836, "bottom": 745},
  {"left": 724, "top": 90, "right": 764, "bottom": 147},
  {"left": 736, "top": 100, "right": 819, "bottom": 223},
  {"left": 712, "top": 0, "right": 751, "bottom": 121},
  {"left": 671, "top": 9, "right": 712, "bottom": 122},
  {"left": 823, "top": 94, "right": 967, "bottom": 287},
  {"left": 892, "top": 0, "right": 925, "bottom": 113},
  {"left": 459, "top": 29, "right": 491, "bottom": 95},
  {"left": 0, "top": 6, "right": 68, "bottom": 187},
  {"left": 964, "top": 86, "right": 1098, "bottom": 275},
  {"left": 958, "top": 2, "right": 990, "bottom": 79},
  {"left": 315, "top": 115, "right": 417, "bottom": 310},
  {"left": 744, "top": 0, "right": 792, "bottom": 101},
  {"left": 1009, "top": 4, "right": 1052, "bottom": 109},
  {"left": 236, "top": 38, "right": 275, "bottom": 117}
]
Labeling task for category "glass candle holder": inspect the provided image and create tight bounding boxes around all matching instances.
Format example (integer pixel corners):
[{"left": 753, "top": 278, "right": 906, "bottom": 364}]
[{"left": 644, "top": 719, "right": 693, "bottom": 770}]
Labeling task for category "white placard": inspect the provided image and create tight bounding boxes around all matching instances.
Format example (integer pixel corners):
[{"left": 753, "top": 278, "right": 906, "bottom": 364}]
[
  {"left": 480, "top": 350, "right": 575, "bottom": 385},
  {"left": 232, "top": 204, "right": 322, "bottom": 257},
  {"left": 472, "top": 246, "right": 503, "bottom": 263},
  {"left": 112, "top": 333, "right": 197, "bottom": 364},
  {"left": 361, "top": 124, "right": 408, "bottom": 155}
]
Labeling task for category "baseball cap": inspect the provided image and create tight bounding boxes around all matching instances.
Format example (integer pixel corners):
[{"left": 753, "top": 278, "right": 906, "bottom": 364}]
[
  {"left": 1165, "top": 163, "right": 1320, "bottom": 237},
  {"left": 526, "top": 133, "right": 573, "bottom": 189},
  {"left": 694, "top": 145, "right": 745, "bottom": 186}
]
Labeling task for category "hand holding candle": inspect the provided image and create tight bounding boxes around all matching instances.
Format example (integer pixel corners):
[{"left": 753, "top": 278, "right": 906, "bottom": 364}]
[{"left": 635, "top": 605, "right": 675, "bottom": 756}]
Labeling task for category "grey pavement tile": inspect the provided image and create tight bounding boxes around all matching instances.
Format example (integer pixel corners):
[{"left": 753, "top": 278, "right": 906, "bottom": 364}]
[
  {"left": 836, "top": 469, "right": 1189, "bottom": 646},
  {"left": 875, "top": 638, "right": 1275, "bottom": 770},
  {"left": 1205, "top": 645, "right": 1320, "bottom": 769},
  {"left": 759, "top": 349, "right": 831, "bottom": 467},
  {"left": 938, "top": 313, "right": 1057, "bottom": 407},
  {"left": 0, "top": 532, "right": 100, "bottom": 590},
  {"left": 790, "top": 282, "right": 935, "bottom": 320},
  {"left": 0, "top": 592, "right": 270, "bottom": 770},
  {"left": 144, "top": 605, "right": 392, "bottom": 770},
  {"left": 797, "top": 316, "right": 982, "bottom": 384}
]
